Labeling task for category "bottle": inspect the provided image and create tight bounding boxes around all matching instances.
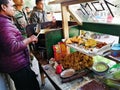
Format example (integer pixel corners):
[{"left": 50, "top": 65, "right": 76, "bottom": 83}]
[{"left": 111, "top": 44, "right": 120, "bottom": 57}]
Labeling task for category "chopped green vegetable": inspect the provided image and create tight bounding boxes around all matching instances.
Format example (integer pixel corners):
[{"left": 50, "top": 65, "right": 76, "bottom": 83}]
[{"left": 113, "top": 71, "right": 120, "bottom": 80}]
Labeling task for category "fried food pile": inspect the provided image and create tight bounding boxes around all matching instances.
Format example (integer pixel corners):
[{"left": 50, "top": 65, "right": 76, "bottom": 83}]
[
  {"left": 65, "top": 36, "right": 97, "bottom": 47},
  {"left": 59, "top": 51, "right": 93, "bottom": 71},
  {"left": 65, "top": 36, "right": 107, "bottom": 49},
  {"left": 65, "top": 36, "right": 84, "bottom": 45}
]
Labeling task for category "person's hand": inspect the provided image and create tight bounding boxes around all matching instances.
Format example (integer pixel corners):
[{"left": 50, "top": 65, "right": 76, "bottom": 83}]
[
  {"left": 23, "top": 35, "right": 38, "bottom": 46},
  {"left": 29, "top": 35, "right": 38, "bottom": 43}
]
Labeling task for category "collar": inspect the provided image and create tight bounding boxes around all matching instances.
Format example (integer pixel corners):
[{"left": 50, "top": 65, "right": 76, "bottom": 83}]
[
  {"left": 33, "top": 7, "right": 43, "bottom": 12},
  {"left": 0, "top": 14, "right": 12, "bottom": 20}
]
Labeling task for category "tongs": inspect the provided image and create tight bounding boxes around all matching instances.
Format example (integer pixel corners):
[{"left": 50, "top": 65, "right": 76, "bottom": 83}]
[
  {"left": 109, "top": 40, "right": 115, "bottom": 47},
  {"left": 35, "top": 23, "right": 41, "bottom": 38},
  {"left": 36, "top": 31, "right": 41, "bottom": 38}
]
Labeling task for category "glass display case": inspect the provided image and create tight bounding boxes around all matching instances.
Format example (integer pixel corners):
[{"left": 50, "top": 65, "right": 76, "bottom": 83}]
[{"left": 69, "top": 0, "right": 120, "bottom": 24}]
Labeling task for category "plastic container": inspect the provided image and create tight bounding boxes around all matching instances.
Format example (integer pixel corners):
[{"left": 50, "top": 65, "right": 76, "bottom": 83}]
[
  {"left": 111, "top": 44, "right": 120, "bottom": 57},
  {"left": 56, "top": 64, "right": 62, "bottom": 74}
]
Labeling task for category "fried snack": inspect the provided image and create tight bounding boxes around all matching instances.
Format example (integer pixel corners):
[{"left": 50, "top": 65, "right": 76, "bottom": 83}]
[
  {"left": 65, "top": 36, "right": 85, "bottom": 45},
  {"left": 59, "top": 51, "right": 93, "bottom": 71},
  {"left": 85, "top": 39, "right": 97, "bottom": 47},
  {"left": 70, "top": 36, "right": 82, "bottom": 43},
  {"left": 70, "top": 36, "right": 79, "bottom": 43},
  {"left": 78, "top": 38, "right": 84, "bottom": 45},
  {"left": 96, "top": 42, "right": 107, "bottom": 48},
  {"left": 65, "top": 38, "right": 72, "bottom": 44}
]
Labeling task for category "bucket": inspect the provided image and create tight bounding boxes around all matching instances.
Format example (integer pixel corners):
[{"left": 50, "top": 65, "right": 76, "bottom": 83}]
[{"left": 111, "top": 44, "right": 120, "bottom": 57}]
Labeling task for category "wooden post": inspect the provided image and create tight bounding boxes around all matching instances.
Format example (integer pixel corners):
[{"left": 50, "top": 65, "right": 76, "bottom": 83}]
[
  {"left": 61, "top": 5, "right": 70, "bottom": 54},
  {"left": 61, "top": 5, "right": 69, "bottom": 39}
]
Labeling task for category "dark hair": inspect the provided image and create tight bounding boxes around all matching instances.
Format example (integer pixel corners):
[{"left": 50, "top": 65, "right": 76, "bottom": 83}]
[
  {"left": 25, "top": 6, "right": 29, "bottom": 9},
  {"left": 36, "top": 0, "right": 43, "bottom": 5},
  {"left": 0, "top": 0, "right": 9, "bottom": 11}
]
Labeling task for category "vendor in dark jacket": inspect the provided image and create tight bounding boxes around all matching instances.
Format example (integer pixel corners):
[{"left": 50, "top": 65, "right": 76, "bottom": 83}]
[
  {"left": 30, "top": 0, "right": 48, "bottom": 24},
  {"left": 0, "top": 0, "right": 40, "bottom": 90}
]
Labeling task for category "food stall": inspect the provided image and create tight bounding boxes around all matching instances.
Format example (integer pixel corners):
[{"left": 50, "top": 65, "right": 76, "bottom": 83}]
[
  {"left": 33, "top": 0, "right": 120, "bottom": 89},
  {"left": 46, "top": 0, "right": 120, "bottom": 60},
  {"left": 43, "top": 0, "right": 120, "bottom": 59}
]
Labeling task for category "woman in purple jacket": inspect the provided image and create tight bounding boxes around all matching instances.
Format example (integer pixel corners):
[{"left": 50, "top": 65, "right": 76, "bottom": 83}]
[{"left": 0, "top": 0, "right": 40, "bottom": 90}]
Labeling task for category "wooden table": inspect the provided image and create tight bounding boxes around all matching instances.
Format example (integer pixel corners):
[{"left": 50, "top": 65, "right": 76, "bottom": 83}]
[
  {"left": 42, "top": 64, "right": 94, "bottom": 90},
  {"left": 32, "top": 50, "right": 91, "bottom": 90},
  {"left": 32, "top": 50, "right": 118, "bottom": 90}
]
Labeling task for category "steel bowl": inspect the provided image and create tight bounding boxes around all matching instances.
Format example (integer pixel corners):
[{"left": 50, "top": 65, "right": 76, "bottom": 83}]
[{"left": 92, "top": 62, "right": 109, "bottom": 75}]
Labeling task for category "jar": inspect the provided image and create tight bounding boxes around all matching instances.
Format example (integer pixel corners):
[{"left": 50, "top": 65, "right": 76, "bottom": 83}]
[{"left": 111, "top": 44, "right": 120, "bottom": 57}]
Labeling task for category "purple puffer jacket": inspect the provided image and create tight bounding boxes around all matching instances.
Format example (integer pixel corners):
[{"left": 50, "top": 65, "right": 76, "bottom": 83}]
[{"left": 0, "top": 14, "right": 30, "bottom": 73}]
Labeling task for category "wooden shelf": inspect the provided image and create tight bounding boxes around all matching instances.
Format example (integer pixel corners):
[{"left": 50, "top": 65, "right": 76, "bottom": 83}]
[
  {"left": 67, "top": 43, "right": 111, "bottom": 56},
  {"left": 49, "top": 0, "right": 96, "bottom": 6},
  {"left": 49, "top": 0, "right": 101, "bottom": 54}
]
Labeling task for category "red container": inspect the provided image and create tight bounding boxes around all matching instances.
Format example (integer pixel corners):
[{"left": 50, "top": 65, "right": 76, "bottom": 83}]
[{"left": 56, "top": 64, "right": 62, "bottom": 74}]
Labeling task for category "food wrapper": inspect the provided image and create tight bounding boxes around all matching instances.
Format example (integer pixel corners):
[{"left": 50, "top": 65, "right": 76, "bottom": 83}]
[
  {"left": 53, "top": 44, "right": 61, "bottom": 61},
  {"left": 58, "top": 42, "right": 68, "bottom": 58},
  {"left": 53, "top": 42, "right": 68, "bottom": 61}
]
